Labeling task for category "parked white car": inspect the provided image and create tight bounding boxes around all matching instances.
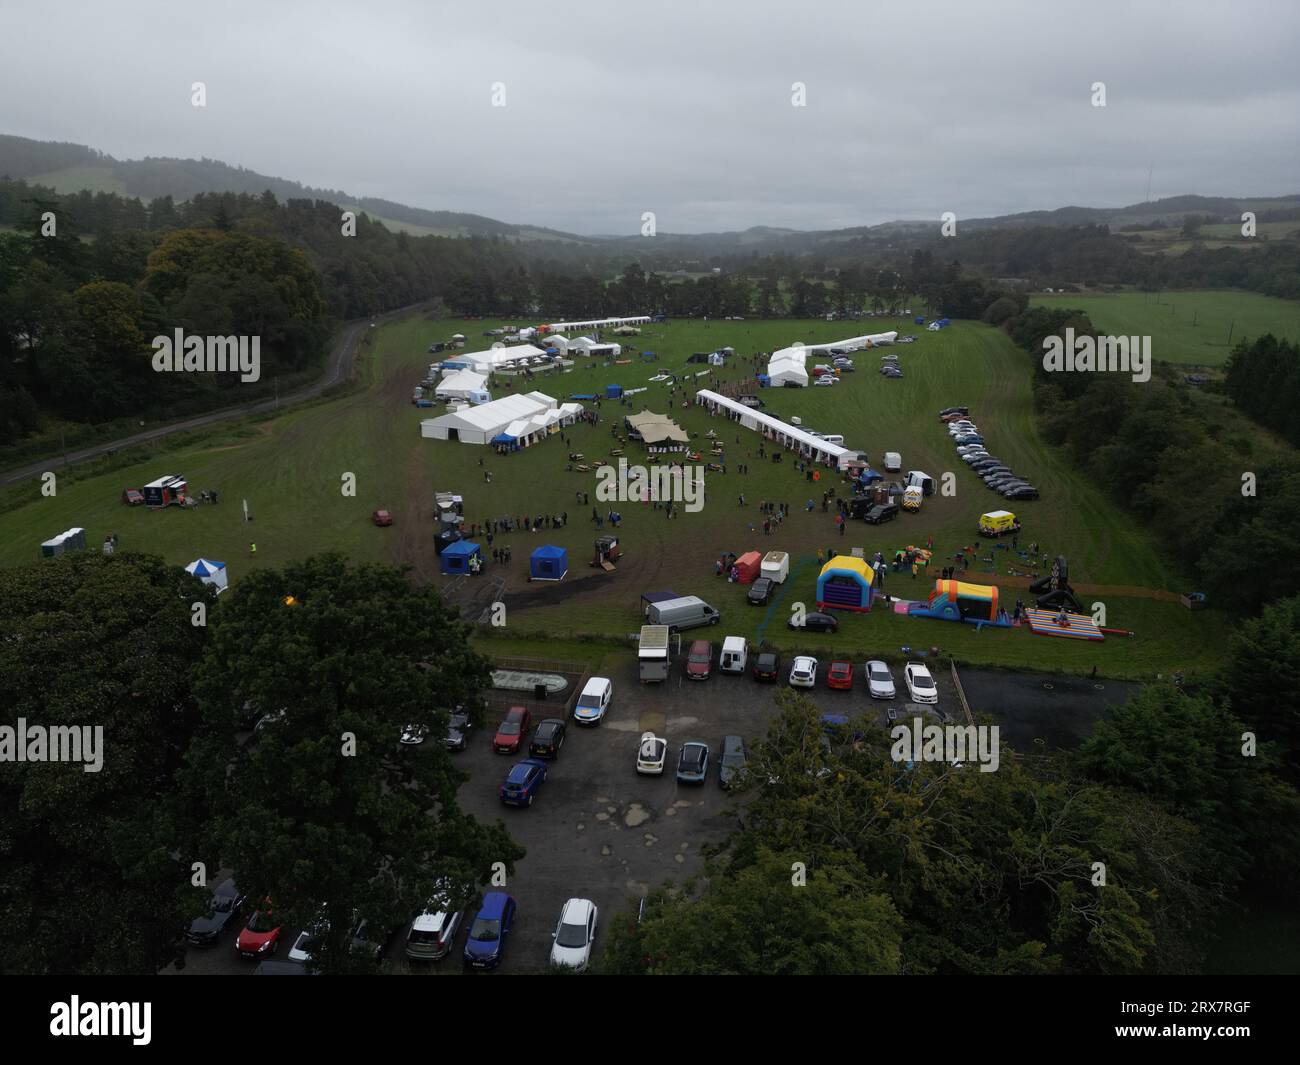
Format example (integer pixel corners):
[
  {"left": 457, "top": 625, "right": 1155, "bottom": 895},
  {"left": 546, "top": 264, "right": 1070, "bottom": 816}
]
[
  {"left": 550, "top": 898, "right": 598, "bottom": 971},
  {"left": 865, "top": 660, "right": 896, "bottom": 699},
  {"left": 789, "top": 656, "right": 818, "bottom": 688},
  {"left": 812, "top": 375, "right": 839, "bottom": 387},
  {"left": 636, "top": 731, "right": 668, "bottom": 775},
  {"left": 904, "top": 662, "right": 939, "bottom": 704},
  {"left": 405, "top": 887, "right": 462, "bottom": 961}
]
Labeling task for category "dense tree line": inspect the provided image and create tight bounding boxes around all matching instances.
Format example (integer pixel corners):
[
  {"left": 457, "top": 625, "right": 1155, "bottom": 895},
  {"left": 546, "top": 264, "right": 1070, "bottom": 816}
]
[
  {"left": 0, "top": 553, "right": 520, "bottom": 974},
  {"left": 603, "top": 667, "right": 1300, "bottom": 974},
  {"left": 1223, "top": 334, "right": 1300, "bottom": 446},
  {"left": 999, "top": 305, "right": 1300, "bottom": 613}
]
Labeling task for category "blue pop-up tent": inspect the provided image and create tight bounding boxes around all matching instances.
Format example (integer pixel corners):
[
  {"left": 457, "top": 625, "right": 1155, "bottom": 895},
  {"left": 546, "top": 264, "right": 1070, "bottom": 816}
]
[
  {"left": 185, "top": 557, "right": 229, "bottom": 594},
  {"left": 605, "top": 383, "right": 623, "bottom": 399},
  {"left": 529, "top": 545, "right": 568, "bottom": 581},
  {"left": 441, "top": 540, "right": 481, "bottom": 575}
]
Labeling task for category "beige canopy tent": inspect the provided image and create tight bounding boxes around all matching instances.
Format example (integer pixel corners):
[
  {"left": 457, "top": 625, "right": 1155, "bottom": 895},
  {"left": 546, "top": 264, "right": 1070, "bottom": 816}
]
[{"left": 626, "top": 410, "right": 690, "bottom": 445}]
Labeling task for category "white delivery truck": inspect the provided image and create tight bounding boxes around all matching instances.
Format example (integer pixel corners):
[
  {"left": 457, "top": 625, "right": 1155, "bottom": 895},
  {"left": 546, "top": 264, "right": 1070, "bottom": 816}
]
[
  {"left": 638, "top": 625, "right": 671, "bottom": 683},
  {"left": 719, "top": 636, "right": 748, "bottom": 674}
]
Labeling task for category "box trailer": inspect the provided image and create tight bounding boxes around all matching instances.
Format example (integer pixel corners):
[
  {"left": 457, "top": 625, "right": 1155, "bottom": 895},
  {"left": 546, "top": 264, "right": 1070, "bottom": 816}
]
[
  {"left": 638, "top": 625, "right": 671, "bottom": 683},
  {"left": 142, "top": 475, "right": 188, "bottom": 508},
  {"left": 760, "top": 550, "right": 790, "bottom": 584}
]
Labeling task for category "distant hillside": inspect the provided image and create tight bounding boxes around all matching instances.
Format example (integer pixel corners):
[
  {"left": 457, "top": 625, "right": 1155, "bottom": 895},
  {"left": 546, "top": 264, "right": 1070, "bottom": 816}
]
[
  {"left": 0, "top": 134, "right": 588, "bottom": 242},
  {"left": 4, "top": 132, "right": 1297, "bottom": 256}
]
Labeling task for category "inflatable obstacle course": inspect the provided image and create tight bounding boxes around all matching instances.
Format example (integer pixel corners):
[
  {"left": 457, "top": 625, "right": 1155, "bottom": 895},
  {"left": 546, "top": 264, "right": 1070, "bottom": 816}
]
[{"left": 1023, "top": 607, "right": 1104, "bottom": 641}]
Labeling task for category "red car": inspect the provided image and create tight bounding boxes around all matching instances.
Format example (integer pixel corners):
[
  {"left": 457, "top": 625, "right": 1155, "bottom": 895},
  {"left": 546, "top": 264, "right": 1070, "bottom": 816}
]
[
  {"left": 122, "top": 488, "right": 144, "bottom": 506},
  {"left": 372, "top": 509, "right": 393, "bottom": 527},
  {"left": 826, "top": 660, "right": 854, "bottom": 690},
  {"left": 685, "top": 640, "right": 713, "bottom": 681},
  {"left": 235, "top": 902, "right": 282, "bottom": 959},
  {"left": 494, "top": 706, "right": 532, "bottom": 754}
]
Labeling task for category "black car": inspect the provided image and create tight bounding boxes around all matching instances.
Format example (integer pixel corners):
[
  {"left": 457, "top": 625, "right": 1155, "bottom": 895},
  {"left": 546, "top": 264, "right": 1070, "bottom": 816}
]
[
  {"left": 792, "top": 611, "right": 840, "bottom": 633},
  {"left": 528, "top": 718, "right": 567, "bottom": 759},
  {"left": 969, "top": 458, "right": 1002, "bottom": 471},
  {"left": 938, "top": 406, "right": 969, "bottom": 417},
  {"left": 718, "top": 735, "right": 749, "bottom": 790},
  {"left": 864, "top": 503, "right": 899, "bottom": 524},
  {"left": 753, "top": 652, "right": 781, "bottom": 682},
  {"left": 747, "top": 577, "right": 774, "bottom": 605},
  {"left": 445, "top": 710, "right": 471, "bottom": 751},
  {"left": 186, "top": 878, "right": 247, "bottom": 946},
  {"left": 1003, "top": 485, "right": 1040, "bottom": 500}
]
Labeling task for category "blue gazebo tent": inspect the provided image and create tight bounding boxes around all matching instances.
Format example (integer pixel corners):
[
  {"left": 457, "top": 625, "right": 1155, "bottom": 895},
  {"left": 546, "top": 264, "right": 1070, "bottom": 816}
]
[
  {"left": 185, "top": 557, "right": 229, "bottom": 594},
  {"left": 440, "top": 540, "right": 481, "bottom": 575},
  {"left": 605, "top": 383, "right": 623, "bottom": 399},
  {"left": 529, "top": 545, "right": 568, "bottom": 581}
]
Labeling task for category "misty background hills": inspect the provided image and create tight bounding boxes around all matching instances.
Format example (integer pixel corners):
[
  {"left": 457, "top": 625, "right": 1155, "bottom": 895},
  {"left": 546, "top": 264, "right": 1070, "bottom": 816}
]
[{"left": 5, "top": 133, "right": 1298, "bottom": 258}]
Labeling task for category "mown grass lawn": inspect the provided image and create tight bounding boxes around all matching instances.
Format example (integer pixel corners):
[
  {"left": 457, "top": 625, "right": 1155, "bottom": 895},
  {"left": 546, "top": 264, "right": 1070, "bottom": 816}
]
[
  {"left": 1032, "top": 289, "right": 1300, "bottom": 365},
  {"left": 0, "top": 312, "right": 1231, "bottom": 679}
]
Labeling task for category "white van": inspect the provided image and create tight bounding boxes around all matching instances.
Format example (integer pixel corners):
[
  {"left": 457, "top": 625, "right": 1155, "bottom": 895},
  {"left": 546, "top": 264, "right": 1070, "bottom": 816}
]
[
  {"left": 573, "top": 677, "right": 614, "bottom": 726},
  {"left": 884, "top": 452, "right": 902, "bottom": 472},
  {"left": 821, "top": 434, "right": 844, "bottom": 446},
  {"left": 719, "top": 637, "right": 748, "bottom": 673}
]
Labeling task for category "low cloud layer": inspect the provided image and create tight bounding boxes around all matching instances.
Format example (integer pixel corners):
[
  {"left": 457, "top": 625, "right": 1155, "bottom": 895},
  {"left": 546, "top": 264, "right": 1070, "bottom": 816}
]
[{"left": 3, "top": 0, "right": 1297, "bottom": 234}]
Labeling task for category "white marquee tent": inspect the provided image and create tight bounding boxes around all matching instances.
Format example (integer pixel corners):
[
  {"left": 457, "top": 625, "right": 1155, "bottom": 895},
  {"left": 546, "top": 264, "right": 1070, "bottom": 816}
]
[
  {"left": 572, "top": 336, "right": 622, "bottom": 358},
  {"left": 695, "top": 389, "right": 849, "bottom": 465},
  {"left": 421, "top": 392, "right": 578, "bottom": 445},
  {"left": 767, "top": 346, "right": 809, "bottom": 387},
  {"left": 434, "top": 369, "right": 488, "bottom": 400}
]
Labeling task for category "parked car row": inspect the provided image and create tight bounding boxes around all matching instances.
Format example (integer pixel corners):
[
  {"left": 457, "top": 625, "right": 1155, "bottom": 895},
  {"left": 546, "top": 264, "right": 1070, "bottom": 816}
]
[
  {"left": 944, "top": 407, "right": 1040, "bottom": 501},
  {"left": 636, "top": 730, "right": 749, "bottom": 788}
]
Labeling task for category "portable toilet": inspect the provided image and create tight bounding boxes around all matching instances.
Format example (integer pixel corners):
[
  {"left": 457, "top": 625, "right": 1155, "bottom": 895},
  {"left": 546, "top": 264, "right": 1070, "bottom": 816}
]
[
  {"left": 733, "top": 551, "right": 762, "bottom": 584},
  {"left": 40, "top": 527, "right": 86, "bottom": 558},
  {"left": 440, "top": 540, "right": 481, "bottom": 575},
  {"left": 605, "top": 383, "right": 623, "bottom": 399},
  {"left": 761, "top": 550, "right": 790, "bottom": 584},
  {"left": 529, "top": 545, "right": 568, "bottom": 581}
]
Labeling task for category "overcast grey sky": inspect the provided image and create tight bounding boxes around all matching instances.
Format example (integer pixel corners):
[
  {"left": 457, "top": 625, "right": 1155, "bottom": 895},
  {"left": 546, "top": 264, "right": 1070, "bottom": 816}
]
[{"left": 2, "top": 0, "right": 1297, "bottom": 234}]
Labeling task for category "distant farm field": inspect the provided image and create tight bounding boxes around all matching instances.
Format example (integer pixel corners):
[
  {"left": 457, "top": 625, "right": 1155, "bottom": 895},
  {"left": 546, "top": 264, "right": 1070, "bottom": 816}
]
[
  {"left": 0, "top": 313, "right": 1231, "bottom": 679},
  {"left": 1032, "top": 289, "right": 1300, "bottom": 365}
]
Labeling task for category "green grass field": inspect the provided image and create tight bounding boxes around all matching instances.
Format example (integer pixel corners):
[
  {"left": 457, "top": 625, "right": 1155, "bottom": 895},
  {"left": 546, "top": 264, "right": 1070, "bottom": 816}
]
[
  {"left": 0, "top": 312, "right": 1231, "bottom": 679},
  {"left": 27, "top": 164, "right": 130, "bottom": 197},
  {"left": 1032, "top": 290, "right": 1300, "bottom": 365}
]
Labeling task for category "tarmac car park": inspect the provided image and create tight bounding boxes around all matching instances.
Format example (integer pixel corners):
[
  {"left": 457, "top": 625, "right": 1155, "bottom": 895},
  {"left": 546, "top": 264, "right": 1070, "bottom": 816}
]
[{"left": 178, "top": 650, "right": 966, "bottom": 976}]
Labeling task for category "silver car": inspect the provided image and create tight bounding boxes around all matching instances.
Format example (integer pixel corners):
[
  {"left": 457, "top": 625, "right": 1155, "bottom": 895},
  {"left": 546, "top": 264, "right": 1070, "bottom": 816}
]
[{"left": 865, "top": 660, "right": 896, "bottom": 699}]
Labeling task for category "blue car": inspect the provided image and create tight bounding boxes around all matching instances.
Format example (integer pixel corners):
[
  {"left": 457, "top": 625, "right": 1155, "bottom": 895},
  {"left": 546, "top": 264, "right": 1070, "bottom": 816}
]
[
  {"left": 499, "top": 757, "right": 548, "bottom": 807},
  {"left": 676, "top": 741, "right": 710, "bottom": 784},
  {"left": 463, "top": 892, "right": 516, "bottom": 969}
]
